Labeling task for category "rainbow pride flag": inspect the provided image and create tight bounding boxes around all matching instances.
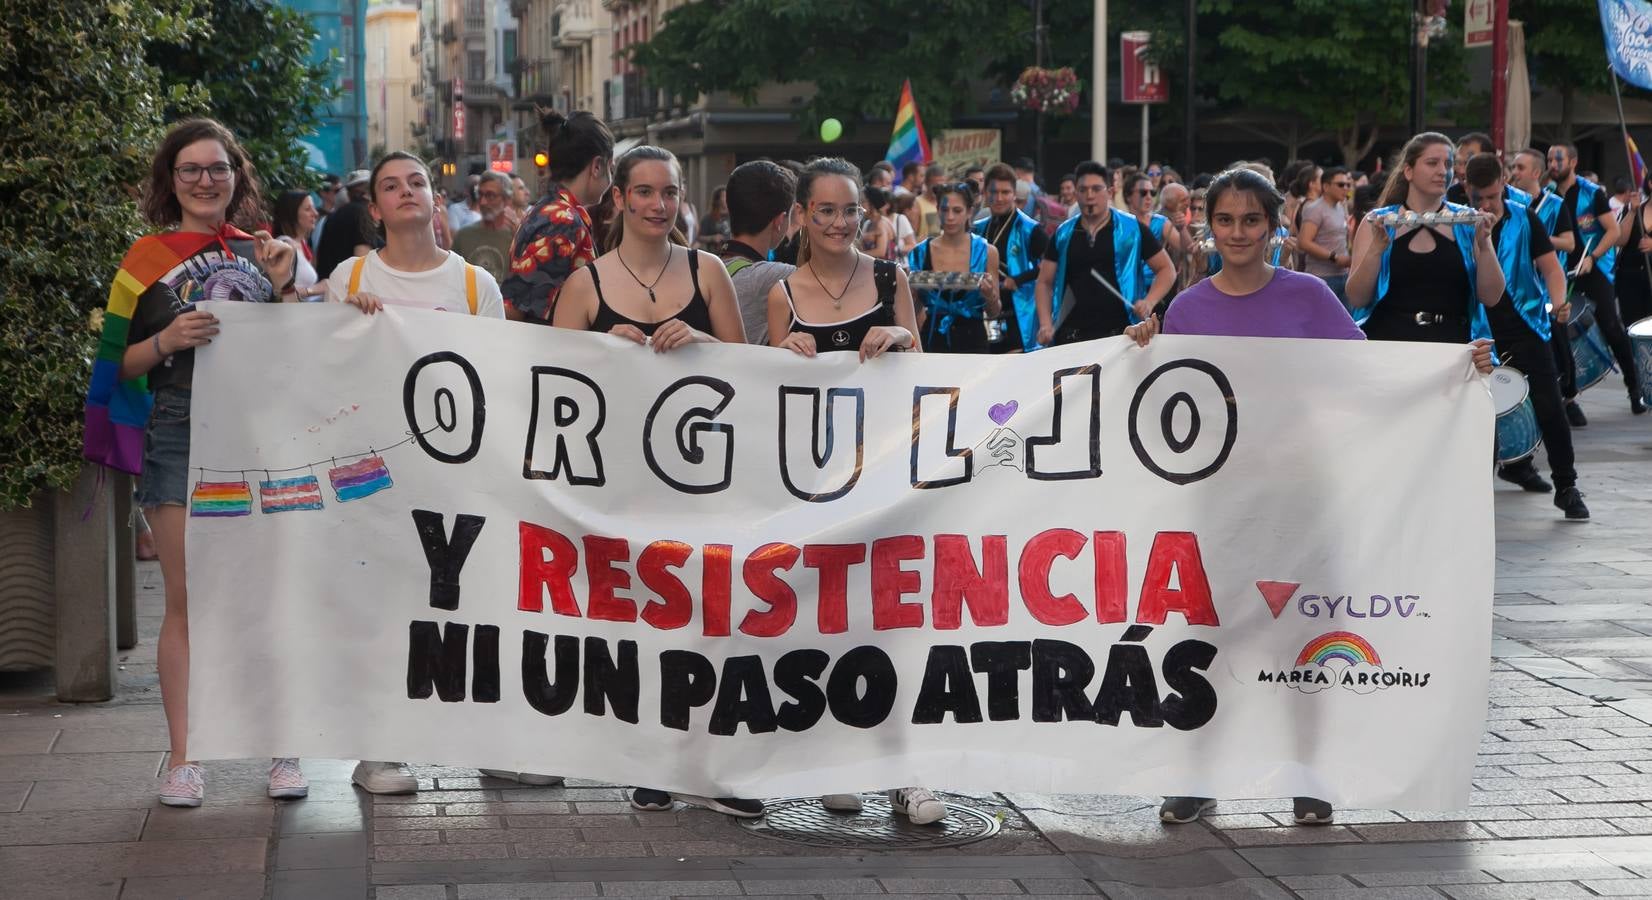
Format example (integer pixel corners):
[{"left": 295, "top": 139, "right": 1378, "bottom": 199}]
[
  {"left": 259, "top": 475, "right": 325, "bottom": 513},
  {"left": 189, "top": 480, "right": 254, "bottom": 518},
  {"left": 884, "top": 79, "right": 931, "bottom": 182},
  {"left": 329, "top": 455, "right": 394, "bottom": 502},
  {"left": 85, "top": 227, "right": 255, "bottom": 474},
  {"left": 1630, "top": 134, "right": 1647, "bottom": 191}
]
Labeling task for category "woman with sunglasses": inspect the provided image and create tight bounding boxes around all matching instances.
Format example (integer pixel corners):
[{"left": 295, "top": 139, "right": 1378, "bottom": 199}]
[
  {"left": 767, "top": 158, "right": 920, "bottom": 361},
  {"left": 907, "top": 182, "right": 1000, "bottom": 352}
]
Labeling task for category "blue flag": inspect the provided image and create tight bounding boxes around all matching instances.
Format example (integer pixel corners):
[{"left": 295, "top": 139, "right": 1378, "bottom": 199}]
[{"left": 1601, "top": 0, "right": 1652, "bottom": 89}]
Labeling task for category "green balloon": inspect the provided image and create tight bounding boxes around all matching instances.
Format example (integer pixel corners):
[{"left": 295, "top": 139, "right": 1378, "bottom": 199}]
[{"left": 820, "top": 117, "right": 843, "bottom": 143}]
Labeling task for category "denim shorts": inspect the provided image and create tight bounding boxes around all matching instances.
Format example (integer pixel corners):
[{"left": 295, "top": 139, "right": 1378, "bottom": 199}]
[{"left": 136, "top": 386, "right": 191, "bottom": 508}]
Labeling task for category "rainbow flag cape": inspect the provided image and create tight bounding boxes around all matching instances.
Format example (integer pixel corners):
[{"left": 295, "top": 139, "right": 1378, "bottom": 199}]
[
  {"left": 84, "top": 227, "right": 251, "bottom": 474},
  {"left": 885, "top": 79, "right": 931, "bottom": 182},
  {"left": 1629, "top": 134, "right": 1647, "bottom": 191}
]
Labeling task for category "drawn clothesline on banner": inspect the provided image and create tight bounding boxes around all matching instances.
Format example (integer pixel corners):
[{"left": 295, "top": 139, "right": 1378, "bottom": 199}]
[{"left": 188, "top": 428, "right": 431, "bottom": 519}]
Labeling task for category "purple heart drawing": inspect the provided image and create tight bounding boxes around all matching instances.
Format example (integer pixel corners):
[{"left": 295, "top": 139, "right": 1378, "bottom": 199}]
[{"left": 988, "top": 401, "right": 1018, "bottom": 426}]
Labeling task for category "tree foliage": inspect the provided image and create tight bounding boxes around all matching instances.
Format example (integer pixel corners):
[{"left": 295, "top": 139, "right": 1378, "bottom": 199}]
[
  {"left": 630, "top": 0, "right": 1028, "bottom": 137},
  {"left": 149, "top": 0, "right": 337, "bottom": 196},
  {"left": 1514, "top": 0, "right": 1641, "bottom": 141},
  {"left": 0, "top": 0, "right": 201, "bottom": 509}
]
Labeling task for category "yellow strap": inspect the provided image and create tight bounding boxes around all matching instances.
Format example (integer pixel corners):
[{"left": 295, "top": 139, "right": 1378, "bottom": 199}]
[
  {"left": 465, "top": 263, "right": 478, "bottom": 315},
  {"left": 348, "top": 255, "right": 368, "bottom": 296}
]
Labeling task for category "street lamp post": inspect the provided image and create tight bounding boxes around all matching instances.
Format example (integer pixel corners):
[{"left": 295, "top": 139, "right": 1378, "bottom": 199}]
[{"left": 1093, "top": 0, "right": 1107, "bottom": 161}]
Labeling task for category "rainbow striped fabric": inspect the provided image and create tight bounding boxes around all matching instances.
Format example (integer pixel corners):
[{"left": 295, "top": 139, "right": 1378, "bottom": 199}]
[
  {"left": 84, "top": 228, "right": 253, "bottom": 474},
  {"left": 259, "top": 475, "right": 325, "bottom": 513},
  {"left": 885, "top": 79, "right": 931, "bottom": 182},
  {"left": 329, "top": 456, "right": 394, "bottom": 502},
  {"left": 1630, "top": 135, "right": 1647, "bottom": 192},
  {"left": 190, "top": 480, "right": 254, "bottom": 517}
]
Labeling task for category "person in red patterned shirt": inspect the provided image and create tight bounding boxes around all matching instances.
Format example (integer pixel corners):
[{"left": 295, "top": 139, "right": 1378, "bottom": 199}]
[{"left": 502, "top": 109, "right": 614, "bottom": 323}]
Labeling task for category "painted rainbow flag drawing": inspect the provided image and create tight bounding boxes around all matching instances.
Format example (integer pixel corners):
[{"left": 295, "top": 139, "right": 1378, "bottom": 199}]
[
  {"left": 189, "top": 480, "right": 254, "bottom": 518},
  {"left": 1295, "top": 631, "right": 1382, "bottom": 667},
  {"left": 329, "top": 456, "right": 394, "bottom": 502},
  {"left": 259, "top": 475, "right": 325, "bottom": 513}
]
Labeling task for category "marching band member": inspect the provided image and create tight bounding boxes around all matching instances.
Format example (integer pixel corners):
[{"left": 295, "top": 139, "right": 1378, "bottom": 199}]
[
  {"left": 909, "top": 182, "right": 1000, "bottom": 352},
  {"left": 1462, "top": 153, "right": 1589, "bottom": 519},
  {"left": 973, "top": 163, "right": 1047, "bottom": 353}
]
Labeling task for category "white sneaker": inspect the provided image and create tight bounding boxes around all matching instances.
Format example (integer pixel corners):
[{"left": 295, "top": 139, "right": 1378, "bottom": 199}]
[
  {"left": 351, "top": 760, "right": 417, "bottom": 795},
  {"left": 820, "top": 793, "right": 863, "bottom": 812},
  {"left": 888, "top": 787, "right": 946, "bottom": 825},
  {"left": 159, "top": 763, "right": 204, "bottom": 808},
  {"left": 478, "top": 769, "right": 564, "bottom": 786},
  {"left": 267, "top": 758, "right": 309, "bottom": 799}
]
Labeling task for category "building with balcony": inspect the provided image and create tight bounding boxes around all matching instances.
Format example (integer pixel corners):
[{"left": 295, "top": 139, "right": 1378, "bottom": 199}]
[
  {"left": 510, "top": 0, "right": 611, "bottom": 195},
  {"left": 366, "top": 1, "right": 422, "bottom": 156},
  {"left": 422, "top": 0, "right": 519, "bottom": 188}
]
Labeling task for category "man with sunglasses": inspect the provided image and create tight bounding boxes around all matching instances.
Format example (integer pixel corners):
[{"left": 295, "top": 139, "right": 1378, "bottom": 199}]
[
  {"left": 1300, "top": 166, "right": 1354, "bottom": 304},
  {"left": 1124, "top": 172, "right": 1181, "bottom": 299},
  {"left": 1035, "top": 161, "right": 1175, "bottom": 347}
]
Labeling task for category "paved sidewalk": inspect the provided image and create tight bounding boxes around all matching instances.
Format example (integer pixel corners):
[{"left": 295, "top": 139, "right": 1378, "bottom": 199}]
[{"left": 2, "top": 389, "right": 1650, "bottom": 900}]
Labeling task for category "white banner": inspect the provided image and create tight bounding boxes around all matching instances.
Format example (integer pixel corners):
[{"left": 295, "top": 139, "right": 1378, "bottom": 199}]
[{"left": 187, "top": 302, "right": 1494, "bottom": 810}]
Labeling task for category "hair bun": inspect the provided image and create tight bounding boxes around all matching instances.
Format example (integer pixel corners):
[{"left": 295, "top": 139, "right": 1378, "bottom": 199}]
[{"left": 539, "top": 108, "right": 567, "bottom": 136}]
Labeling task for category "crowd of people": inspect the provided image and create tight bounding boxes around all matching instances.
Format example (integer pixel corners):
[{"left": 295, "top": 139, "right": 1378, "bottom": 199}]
[{"left": 101, "top": 108, "right": 1650, "bottom": 827}]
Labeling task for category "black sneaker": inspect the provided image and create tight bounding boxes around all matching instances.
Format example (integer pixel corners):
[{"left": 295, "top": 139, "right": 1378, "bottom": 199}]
[
  {"left": 1633, "top": 394, "right": 1648, "bottom": 415},
  {"left": 1159, "top": 796, "right": 1216, "bottom": 824},
  {"left": 1293, "top": 796, "right": 1335, "bottom": 825},
  {"left": 1496, "top": 461, "right": 1552, "bottom": 493},
  {"left": 629, "top": 787, "right": 674, "bottom": 811},
  {"left": 1555, "top": 486, "right": 1590, "bottom": 520},
  {"left": 1566, "top": 401, "right": 1588, "bottom": 427},
  {"left": 678, "top": 795, "right": 766, "bottom": 818}
]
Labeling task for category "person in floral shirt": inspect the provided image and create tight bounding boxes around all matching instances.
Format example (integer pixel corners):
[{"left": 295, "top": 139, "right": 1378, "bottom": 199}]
[{"left": 502, "top": 110, "right": 615, "bottom": 323}]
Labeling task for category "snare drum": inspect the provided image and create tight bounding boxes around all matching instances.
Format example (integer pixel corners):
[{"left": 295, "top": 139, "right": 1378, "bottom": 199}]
[
  {"left": 1567, "top": 301, "right": 1617, "bottom": 392},
  {"left": 1490, "top": 366, "right": 1541, "bottom": 465},
  {"left": 1631, "top": 316, "right": 1652, "bottom": 406}
]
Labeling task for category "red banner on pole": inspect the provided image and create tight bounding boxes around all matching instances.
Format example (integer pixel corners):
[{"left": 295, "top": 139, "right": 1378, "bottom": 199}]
[{"left": 1121, "top": 31, "right": 1168, "bottom": 104}]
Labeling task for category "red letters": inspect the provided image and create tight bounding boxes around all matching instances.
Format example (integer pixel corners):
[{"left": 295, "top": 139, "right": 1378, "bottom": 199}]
[
  {"left": 931, "top": 534, "right": 1008, "bottom": 629},
  {"left": 804, "top": 544, "right": 867, "bottom": 634},
  {"left": 637, "top": 541, "right": 693, "bottom": 630},
  {"left": 1017, "top": 528, "right": 1088, "bottom": 626},
  {"left": 702, "top": 543, "right": 733, "bottom": 637},
  {"left": 871, "top": 535, "right": 926, "bottom": 630},
  {"left": 1137, "top": 531, "right": 1218, "bottom": 626},
  {"left": 518, "top": 522, "right": 580, "bottom": 615},
  {"left": 1093, "top": 531, "right": 1127, "bottom": 624},
  {"left": 584, "top": 536, "right": 636, "bottom": 622},
  {"left": 740, "top": 542, "right": 801, "bottom": 637}
]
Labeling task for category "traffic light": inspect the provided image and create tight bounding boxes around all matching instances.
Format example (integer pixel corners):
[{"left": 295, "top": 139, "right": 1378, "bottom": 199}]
[{"left": 534, "top": 151, "right": 549, "bottom": 168}]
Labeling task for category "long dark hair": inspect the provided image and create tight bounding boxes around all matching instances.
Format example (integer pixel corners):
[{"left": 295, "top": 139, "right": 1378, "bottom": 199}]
[
  {"left": 141, "top": 118, "right": 264, "bottom": 229},
  {"left": 271, "top": 189, "right": 312, "bottom": 239},
  {"left": 1379, "top": 132, "right": 1453, "bottom": 208},
  {"left": 541, "top": 109, "right": 614, "bottom": 183},
  {"left": 605, "top": 145, "right": 688, "bottom": 251},
  {"left": 794, "top": 157, "right": 862, "bottom": 265}
]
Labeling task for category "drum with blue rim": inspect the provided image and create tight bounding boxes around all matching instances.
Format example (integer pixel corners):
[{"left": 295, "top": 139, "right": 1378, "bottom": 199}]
[{"left": 1490, "top": 366, "right": 1541, "bottom": 466}]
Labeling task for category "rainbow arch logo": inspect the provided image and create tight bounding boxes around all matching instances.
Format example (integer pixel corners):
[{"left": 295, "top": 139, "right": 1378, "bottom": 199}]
[{"left": 1294, "top": 631, "right": 1382, "bottom": 668}]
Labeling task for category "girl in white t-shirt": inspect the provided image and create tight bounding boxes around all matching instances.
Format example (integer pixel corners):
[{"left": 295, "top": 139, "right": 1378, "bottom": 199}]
[{"left": 325, "top": 152, "right": 505, "bottom": 319}]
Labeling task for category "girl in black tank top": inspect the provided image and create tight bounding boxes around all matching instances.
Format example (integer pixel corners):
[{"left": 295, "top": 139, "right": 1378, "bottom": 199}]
[
  {"left": 766, "top": 158, "right": 920, "bottom": 360},
  {"left": 551, "top": 145, "right": 746, "bottom": 349},
  {"left": 1362, "top": 224, "right": 1473, "bottom": 343}
]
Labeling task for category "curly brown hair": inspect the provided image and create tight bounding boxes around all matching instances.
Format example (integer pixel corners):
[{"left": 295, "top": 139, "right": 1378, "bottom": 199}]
[{"left": 140, "top": 118, "right": 264, "bottom": 229}]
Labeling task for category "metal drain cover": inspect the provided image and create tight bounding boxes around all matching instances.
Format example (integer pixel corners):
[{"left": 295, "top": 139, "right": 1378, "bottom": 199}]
[{"left": 740, "top": 794, "right": 1002, "bottom": 849}]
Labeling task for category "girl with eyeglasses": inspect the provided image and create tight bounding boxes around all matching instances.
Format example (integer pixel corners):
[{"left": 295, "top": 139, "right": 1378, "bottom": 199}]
[
  {"left": 907, "top": 182, "right": 1000, "bottom": 352},
  {"left": 90, "top": 118, "right": 298, "bottom": 808},
  {"left": 767, "top": 158, "right": 920, "bottom": 360}
]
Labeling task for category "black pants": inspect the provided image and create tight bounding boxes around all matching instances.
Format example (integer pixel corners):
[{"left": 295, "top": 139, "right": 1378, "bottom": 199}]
[
  {"left": 1551, "top": 320, "right": 1577, "bottom": 399},
  {"left": 1574, "top": 268, "right": 1645, "bottom": 398},
  {"left": 1493, "top": 320, "right": 1577, "bottom": 490},
  {"left": 1617, "top": 264, "right": 1652, "bottom": 331}
]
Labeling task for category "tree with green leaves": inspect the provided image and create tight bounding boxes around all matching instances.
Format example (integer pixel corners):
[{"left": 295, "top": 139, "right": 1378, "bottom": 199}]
[
  {"left": 630, "top": 0, "right": 1033, "bottom": 138},
  {"left": 0, "top": 0, "right": 201, "bottom": 508},
  {"left": 148, "top": 0, "right": 337, "bottom": 197},
  {"left": 1515, "top": 0, "right": 1628, "bottom": 142}
]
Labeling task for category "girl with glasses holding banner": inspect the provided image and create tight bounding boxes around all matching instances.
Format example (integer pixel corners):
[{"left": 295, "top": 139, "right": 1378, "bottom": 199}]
[
  {"left": 767, "top": 158, "right": 920, "bottom": 361},
  {"left": 89, "top": 118, "right": 297, "bottom": 808}
]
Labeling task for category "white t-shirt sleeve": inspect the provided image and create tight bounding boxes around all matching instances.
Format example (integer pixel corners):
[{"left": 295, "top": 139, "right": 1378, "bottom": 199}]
[
  {"left": 471, "top": 266, "right": 505, "bottom": 319},
  {"left": 894, "top": 215, "right": 915, "bottom": 241}
]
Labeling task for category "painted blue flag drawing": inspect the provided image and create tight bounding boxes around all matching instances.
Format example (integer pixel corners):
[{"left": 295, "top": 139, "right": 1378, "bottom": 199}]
[{"left": 1602, "top": 0, "right": 1652, "bottom": 89}]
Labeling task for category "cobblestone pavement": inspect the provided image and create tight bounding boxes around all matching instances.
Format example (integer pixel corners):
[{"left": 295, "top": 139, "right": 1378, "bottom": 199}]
[{"left": 2, "top": 389, "right": 1650, "bottom": 900}]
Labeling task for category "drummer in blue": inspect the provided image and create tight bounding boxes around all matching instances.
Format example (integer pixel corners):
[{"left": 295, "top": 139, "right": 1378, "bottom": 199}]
[
  {"left": 1033, "top": 161, "right": 1176, "bottom": 346},
  {"left": 1463, "top": 153, "right": 1590, "bottom": 520}
]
